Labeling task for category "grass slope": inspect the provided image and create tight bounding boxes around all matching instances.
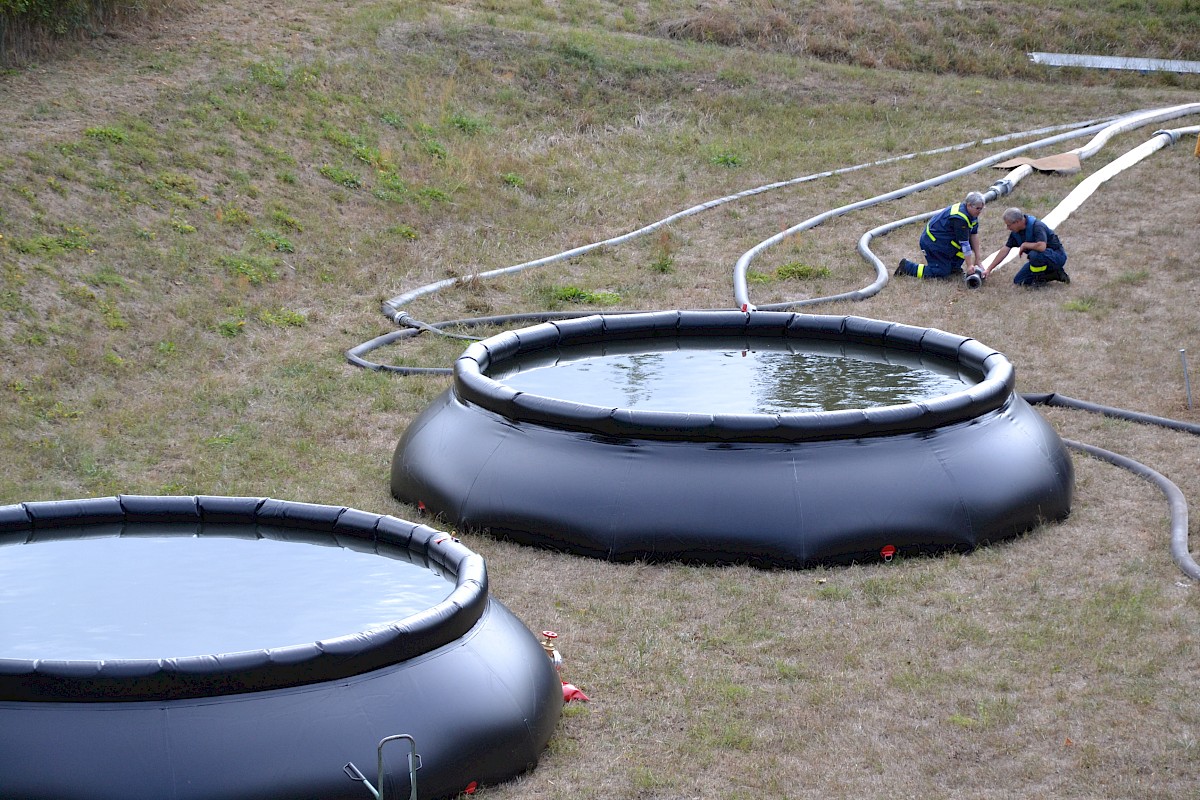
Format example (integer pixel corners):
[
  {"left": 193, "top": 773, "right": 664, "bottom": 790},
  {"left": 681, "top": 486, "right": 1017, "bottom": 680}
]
[{"left": 2, "top": 2, "right": 1199, "bottom": 798}]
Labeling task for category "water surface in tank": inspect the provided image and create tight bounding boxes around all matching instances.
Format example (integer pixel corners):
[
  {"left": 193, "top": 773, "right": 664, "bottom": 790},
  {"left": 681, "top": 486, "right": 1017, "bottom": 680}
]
[
  {"left": 491, "top": 337, "right": 974, "bottom": 414},
  {"left": 0, "top": 524, "right": 454, "bottom": 661}
]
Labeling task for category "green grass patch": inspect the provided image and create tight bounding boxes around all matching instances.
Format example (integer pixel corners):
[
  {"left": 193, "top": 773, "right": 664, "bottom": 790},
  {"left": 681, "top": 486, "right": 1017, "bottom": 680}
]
[
  {"left": 10, "top": 226, "right": 90, "bottom": 255},
  {"left": 1064, "top": 296, "right": 1099, "bottom": 313},
  {"left": 318, "top": 164, "right": 363, "bottom": 189},
  {"left": 84, "top": 126, "right": 127, "bottom": 143},
  {"left": 218, "top": 204, "right": 253, "bottom": 226},
  {"left": 217, "top": 319, "right": 245, "bottom": 337},
  {"left": 248, "top": 59, "right": 290, "bottom": 89},
  {"left": 549, "top": 285, "right": 622, "bottom": 305},
  {"left": 218, "top": 254, "right": 280, "bottom": 285},
  {"left": 448, "top": 112, "right": 490, "bottom": 135},
  {"left": 254, "top": 229, "right": 295, "bottom": 252},
  {"left": 708, "top": 150, "right": 743, "bottom": 167},
  {"left": 776, "top": 262, "right": 831, "bottom": 280},
  {"left": 168, "top": 215, "right": 196, "bottom": 234},
  {"left": 388, "top": 224, "right": 419, "bottom": 240},
  {"left": 258, "top": 307, "right": 306, "bottom": 327},
  {"left": 1115, "top": 269, "right": 1150, "bottom": 285},
  {"left": 270, "top": 210, "right": 303, "bottom": 231}
]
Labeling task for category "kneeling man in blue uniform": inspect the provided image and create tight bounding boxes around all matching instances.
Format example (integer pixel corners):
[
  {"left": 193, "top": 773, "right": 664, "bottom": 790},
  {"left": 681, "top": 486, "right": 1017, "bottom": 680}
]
[
  {"left": 895, "top": 191, "right": 986, "bottom": 280},
  {"left": 982, "top": 207, "right": 1070, "bottom": 286}
]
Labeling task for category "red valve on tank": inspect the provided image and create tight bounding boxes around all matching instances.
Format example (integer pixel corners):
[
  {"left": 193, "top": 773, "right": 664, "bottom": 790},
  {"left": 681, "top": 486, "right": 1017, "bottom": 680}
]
[{"left": 880, "top": 544, "right": 897, "bottom": 562}]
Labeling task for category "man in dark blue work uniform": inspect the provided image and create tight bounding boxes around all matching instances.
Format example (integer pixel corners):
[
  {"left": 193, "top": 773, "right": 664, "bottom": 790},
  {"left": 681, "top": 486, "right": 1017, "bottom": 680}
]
[
  {"left": 981, "top": 207, "right": 1069, "bottom": 286},
  {"left": 895, "top": 191, "right": 986, "bottom": 280}
]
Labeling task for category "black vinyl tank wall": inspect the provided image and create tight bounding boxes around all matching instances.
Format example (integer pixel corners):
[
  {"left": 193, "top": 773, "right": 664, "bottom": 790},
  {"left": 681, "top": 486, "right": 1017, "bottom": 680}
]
[
  {"left": 0, "top": 495, "right": 563, "bottom": 800},
  {"left": 392, "top": 310, "right": 1075, "bottom": 567}
]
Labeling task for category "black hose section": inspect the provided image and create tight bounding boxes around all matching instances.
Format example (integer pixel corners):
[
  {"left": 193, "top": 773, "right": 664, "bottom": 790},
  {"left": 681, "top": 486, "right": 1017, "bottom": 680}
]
[
  {"left": 1062, "top": 438, "right": 1199, "bottom": 581},
  {"left": 397, "top": 312, "right": 484, "bottom": 341},
  {"left": 348, "top": 311, "right": 606, "bottom": 373},
  {"left": 1023, "top": 393, "right": 1200, "bottom": 580},
  {"left": 349, "top": 307, "right": 739, "bottom": 373},
  {"left": 346, "top": 327, "right": 453, "bottom": 374},
  {"left": 1022, "top": 392, "right": 1200, "bottom": 436}
]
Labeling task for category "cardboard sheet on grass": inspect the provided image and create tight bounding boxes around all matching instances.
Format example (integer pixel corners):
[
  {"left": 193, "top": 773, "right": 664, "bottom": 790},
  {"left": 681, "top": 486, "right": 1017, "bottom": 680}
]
[{"left": 993, "top": 152, "right": 1082, "bottom": 174}]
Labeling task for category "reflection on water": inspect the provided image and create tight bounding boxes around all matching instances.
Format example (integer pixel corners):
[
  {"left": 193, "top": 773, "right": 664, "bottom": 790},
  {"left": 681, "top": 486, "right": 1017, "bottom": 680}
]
[
  {"left": 0, "top": 525, "right": 454, "bottom": 661},
  {"left": 492, "top": 337, "right": 974, "bottom": 414}
]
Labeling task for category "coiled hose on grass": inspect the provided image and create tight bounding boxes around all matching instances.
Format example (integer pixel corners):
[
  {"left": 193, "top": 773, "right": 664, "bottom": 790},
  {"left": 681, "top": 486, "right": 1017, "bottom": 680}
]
[{"left": 350, "top": 117, "right": 1118, "bottom": 372}]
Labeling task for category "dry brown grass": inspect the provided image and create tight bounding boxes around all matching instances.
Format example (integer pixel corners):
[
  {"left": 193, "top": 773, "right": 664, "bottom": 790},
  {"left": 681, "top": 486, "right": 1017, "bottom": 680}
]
[{"left": 2, "top": 1, "right": 1200, "bottom": 799}]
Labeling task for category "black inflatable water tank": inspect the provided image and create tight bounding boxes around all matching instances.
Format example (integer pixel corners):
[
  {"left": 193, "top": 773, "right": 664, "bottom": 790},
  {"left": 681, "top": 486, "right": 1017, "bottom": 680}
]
[
  {"left": 392, "top": 311, "right": 1073, "bottom": 567},
  {"left": 0, "top": 495, "right": 562, "bottom": 800}
]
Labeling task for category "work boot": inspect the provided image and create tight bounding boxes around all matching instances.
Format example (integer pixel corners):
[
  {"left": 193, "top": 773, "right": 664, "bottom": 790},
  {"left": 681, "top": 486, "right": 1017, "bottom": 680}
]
[{"left": 895, "top": 259, "right": 910, "bottom": 277}]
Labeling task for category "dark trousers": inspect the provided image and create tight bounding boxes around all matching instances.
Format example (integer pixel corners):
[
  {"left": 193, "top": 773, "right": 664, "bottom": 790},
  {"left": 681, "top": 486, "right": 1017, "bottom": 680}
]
[
  {"left": 1013, "top": 248, "right": 1068, "bottom": 285},
  {"left": 898, "top": 247, "right": 963, "bottom": 279}
]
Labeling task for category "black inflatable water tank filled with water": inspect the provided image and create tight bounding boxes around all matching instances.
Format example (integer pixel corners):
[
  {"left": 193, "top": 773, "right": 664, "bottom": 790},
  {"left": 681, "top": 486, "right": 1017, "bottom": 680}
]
[
  {"left": 392, "top": 310, "right": 1073, "bottom": 567},
  {"left": 0, "top": 495, "right": 562, "bottom": 800}
]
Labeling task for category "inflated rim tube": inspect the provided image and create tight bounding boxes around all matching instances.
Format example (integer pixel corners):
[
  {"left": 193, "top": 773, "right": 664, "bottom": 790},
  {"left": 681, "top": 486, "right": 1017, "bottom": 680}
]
[
  {"left": 451, "top": 310, "right": 1014, "bottom": 442},
  {"left": 0, "top": 495, "right": 487, "bottom": 702}
]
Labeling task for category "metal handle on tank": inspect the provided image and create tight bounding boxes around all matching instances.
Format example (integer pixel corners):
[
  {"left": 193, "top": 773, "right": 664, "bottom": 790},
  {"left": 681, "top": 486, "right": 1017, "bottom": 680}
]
[{"left": 344, "top": 733, "right": 422, "bottom": 800}]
